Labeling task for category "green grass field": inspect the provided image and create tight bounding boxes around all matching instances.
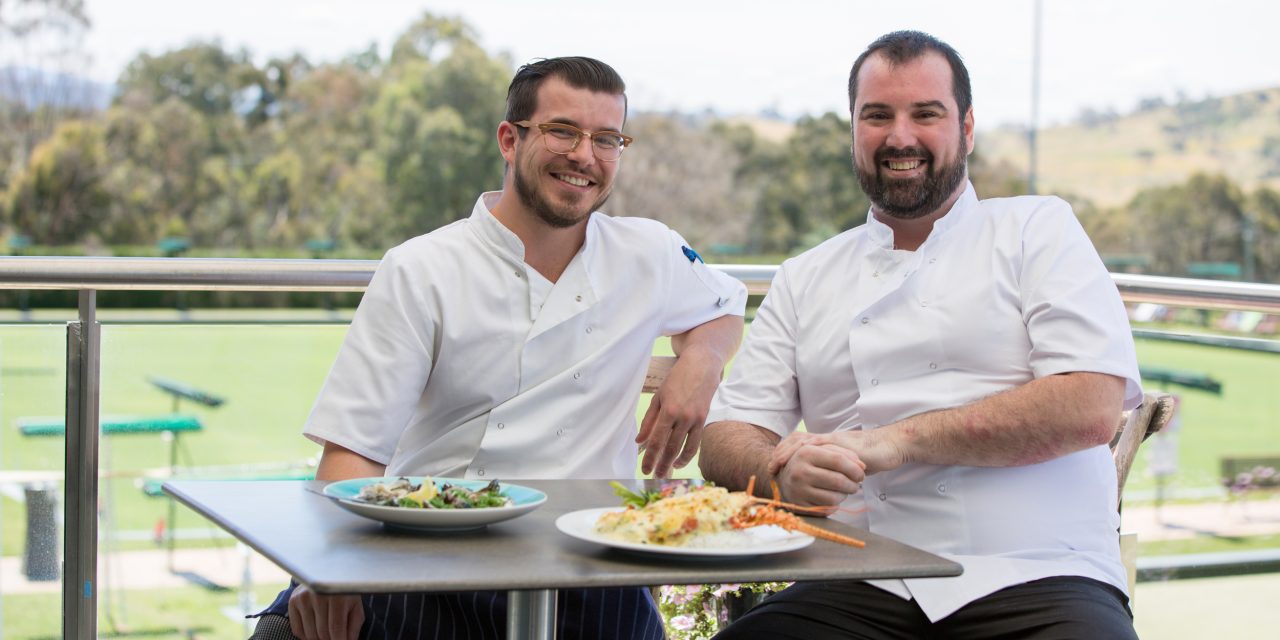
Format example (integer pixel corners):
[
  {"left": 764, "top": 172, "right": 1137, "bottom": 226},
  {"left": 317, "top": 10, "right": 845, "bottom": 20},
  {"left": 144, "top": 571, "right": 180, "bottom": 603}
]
[
  {"left": 1, "top": 320, "right": 1278, "bottom": 639},
  {"left": 4, "top": 322, "right": 1278, "bottom": 553},
  {"left": 1, "top": 584, "right": 285, "bottom": 639},
  {"left": 1128, "top": 337, "right": 1280, "bottom": 492}
]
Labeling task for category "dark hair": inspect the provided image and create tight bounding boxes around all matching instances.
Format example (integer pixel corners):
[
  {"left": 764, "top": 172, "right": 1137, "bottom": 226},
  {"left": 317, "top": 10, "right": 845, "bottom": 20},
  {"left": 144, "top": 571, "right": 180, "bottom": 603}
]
[
  {"left": 504, "top": 56, "right": 627, "bottom": 126},
  {"left": 847, "top": 31, "right": 972, "bottom": 122}
]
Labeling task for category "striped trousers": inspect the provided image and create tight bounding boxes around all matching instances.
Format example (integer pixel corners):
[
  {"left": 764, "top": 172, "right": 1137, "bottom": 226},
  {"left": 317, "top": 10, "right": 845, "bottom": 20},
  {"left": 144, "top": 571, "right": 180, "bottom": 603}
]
[{"left": 252, "top": 583, "right": 665, "bottom": 640}]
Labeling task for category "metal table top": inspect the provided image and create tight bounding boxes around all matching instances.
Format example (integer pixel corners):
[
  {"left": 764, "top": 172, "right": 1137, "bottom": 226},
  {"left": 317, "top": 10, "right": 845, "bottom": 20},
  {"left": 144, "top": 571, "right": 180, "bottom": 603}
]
[{"left": 165, "top": 478, "right": 962, "bottom": 594}]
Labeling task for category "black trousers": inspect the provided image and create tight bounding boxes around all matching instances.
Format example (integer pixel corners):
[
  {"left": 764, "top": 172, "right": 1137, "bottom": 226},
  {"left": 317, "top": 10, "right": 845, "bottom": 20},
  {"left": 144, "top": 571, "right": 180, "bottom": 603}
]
[{"left": 713, "top": 577, "right": 1137, "bottom": 640}]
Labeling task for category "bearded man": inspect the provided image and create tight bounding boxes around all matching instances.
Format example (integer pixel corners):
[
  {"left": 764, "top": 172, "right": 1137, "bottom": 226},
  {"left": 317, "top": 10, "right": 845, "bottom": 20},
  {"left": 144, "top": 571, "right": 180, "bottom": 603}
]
[
  {"left": 700, "top": 31, "right": 1143, "bottom": 639},
  {"left": 253, "top": 56, "right": 746, "bottom": 640}
]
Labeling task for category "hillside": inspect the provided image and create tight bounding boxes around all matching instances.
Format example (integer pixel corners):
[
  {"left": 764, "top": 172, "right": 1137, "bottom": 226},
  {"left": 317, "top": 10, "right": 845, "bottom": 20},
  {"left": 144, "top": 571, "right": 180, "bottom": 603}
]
[{"left": 978, "top": 87, "right": 1280, "bottom": 207}]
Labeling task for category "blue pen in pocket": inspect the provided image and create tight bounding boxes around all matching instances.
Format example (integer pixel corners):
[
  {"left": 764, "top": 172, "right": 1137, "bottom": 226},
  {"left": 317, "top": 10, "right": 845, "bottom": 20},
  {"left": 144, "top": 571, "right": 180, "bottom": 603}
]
[{"left": 681, "top": 246, "right": 704, "bottom": 264}]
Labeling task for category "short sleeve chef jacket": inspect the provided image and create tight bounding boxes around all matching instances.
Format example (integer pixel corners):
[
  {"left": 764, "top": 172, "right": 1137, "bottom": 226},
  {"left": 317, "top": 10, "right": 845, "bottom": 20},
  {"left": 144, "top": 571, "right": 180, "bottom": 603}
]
[
  {"left": 707, "top": 183, "right": 1141, "bottom": 621},
  {"left": 305, "top": 192, "right": 747, "bottom": 480}
]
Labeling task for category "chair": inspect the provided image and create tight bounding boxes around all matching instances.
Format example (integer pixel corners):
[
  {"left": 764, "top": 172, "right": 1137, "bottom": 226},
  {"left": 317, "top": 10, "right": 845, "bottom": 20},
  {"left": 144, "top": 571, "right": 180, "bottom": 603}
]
[
  {"left": 642, "top": 355, "right": 677, "bottom": 393},
  {"left": 1112, "top": 391, "right": 1177, "bottom": 506},
  {"left": 1110, "top": 391, "right": 1177, "bottom": 601}
]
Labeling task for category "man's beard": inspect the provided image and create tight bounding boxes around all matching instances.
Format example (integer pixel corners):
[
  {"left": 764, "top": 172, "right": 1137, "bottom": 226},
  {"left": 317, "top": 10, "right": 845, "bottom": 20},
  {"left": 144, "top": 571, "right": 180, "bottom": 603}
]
[
  {"left": 856, "top": 140, "right": 967, "bottom": 220},
  {"left": 514, "top": 163, "right": 611, "bottom": 229}
]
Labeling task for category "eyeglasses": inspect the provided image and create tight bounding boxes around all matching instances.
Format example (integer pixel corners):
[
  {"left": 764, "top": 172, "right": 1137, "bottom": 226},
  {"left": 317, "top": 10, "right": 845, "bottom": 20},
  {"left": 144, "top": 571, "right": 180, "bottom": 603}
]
[{"left": 512, "top": 120, "right": 634, "bottom": 162}]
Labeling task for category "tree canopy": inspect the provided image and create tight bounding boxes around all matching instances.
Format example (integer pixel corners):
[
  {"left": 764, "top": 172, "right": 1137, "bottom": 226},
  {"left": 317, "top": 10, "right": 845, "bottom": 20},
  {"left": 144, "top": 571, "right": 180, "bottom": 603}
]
[{"left": 2, "top": 10, "right": 1278, "bottom": 284}]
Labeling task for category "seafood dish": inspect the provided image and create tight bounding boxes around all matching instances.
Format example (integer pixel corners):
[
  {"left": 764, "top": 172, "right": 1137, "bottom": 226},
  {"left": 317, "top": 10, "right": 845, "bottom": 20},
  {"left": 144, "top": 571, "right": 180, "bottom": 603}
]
[{"left": 594, "top": 479, "right": 865, "bottom": 548}]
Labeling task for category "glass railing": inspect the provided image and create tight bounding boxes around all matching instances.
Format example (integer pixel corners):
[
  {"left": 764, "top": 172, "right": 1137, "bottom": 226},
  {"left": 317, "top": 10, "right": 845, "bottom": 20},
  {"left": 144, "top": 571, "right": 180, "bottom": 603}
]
[{"left": 2, "top": 256, "right": 1278, "bottom": 639}]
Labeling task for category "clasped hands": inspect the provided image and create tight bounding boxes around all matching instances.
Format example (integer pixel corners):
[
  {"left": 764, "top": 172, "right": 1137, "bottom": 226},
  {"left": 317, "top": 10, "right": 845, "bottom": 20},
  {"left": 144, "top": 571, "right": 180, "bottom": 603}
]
[{"left": 766, "top": 428, "right": 906, "bottom": 508}]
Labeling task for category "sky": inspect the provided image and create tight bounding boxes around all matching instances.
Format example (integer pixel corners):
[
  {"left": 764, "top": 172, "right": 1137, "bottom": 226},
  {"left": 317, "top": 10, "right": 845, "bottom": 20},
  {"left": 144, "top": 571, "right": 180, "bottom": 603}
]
[{"left": 42, "top": 0, "right": 1280, "bottom": 131}]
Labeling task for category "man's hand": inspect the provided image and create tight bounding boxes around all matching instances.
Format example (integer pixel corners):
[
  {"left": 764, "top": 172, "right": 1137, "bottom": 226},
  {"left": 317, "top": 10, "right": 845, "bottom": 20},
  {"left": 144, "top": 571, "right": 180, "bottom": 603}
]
[
  {"left": 770, "top": 429, "right": 905, "bottom": 478},
  {"left": 288, "top": 587, "right": 363, "bottom": 640},
  {"left": 637, "top": 350, "right": 723, "bottom": 477},
  {"left": 638, "top": 315, "right": 742, "bottom": 477},
  {"left": 768, "top": 432, "right": 867, "bottom": 508},
  {"left": 283, "top": 441, "right": 383, "bottom": 639}
]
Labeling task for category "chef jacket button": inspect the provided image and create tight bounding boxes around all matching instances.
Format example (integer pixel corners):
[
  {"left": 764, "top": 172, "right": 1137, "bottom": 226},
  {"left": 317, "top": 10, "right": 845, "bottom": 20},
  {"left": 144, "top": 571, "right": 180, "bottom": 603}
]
[
  {"left": 477, "top": 468, "right": 486, "bottom": 477},
  {"left": 929, "top": 362, "right": 938, "bottom": 370},
  {"left": 929, "top": 258, "right": 937, "bottom": 264},
  {"left": 586, "top": 326, "right": 593, "bottom": 334},
  {"left": 717, "top": 296, "right": 728, "bottom": 307},
  {"left": 878, "top": 492, "right": 888, "bottom": 502},
  {"left": 573, "top": 372, "right": 581, "bottom": 380},
  {"left": 514, "top": 270, "right": 521, "bottom": 278},
  {"left": 871, "top": 379, "right": 879, "bottom": 386},
  {"left": 861, "top": 317, "right": 870, "bottom": 325},
  {"left": 937, "top": 483, "right": 947, "bottom": 494},
  {"left": 575, "top": 295, "right": 583, "bottom": 302},
  {"left": 556, "top": 428, "right": 565, "bottom": 436},
  {"left": 497, "top": 423, "right": 505, "bottom": 430}
]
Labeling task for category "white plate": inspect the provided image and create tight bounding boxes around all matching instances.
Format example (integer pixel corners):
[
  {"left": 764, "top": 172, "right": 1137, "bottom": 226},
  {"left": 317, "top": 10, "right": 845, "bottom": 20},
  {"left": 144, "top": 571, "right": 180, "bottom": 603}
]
[
  {"left": 322, "top": 477, "right": 547, "bottom": 532},
  {"left": 555, "top": 507, "right": 814, "bottom": 558}
]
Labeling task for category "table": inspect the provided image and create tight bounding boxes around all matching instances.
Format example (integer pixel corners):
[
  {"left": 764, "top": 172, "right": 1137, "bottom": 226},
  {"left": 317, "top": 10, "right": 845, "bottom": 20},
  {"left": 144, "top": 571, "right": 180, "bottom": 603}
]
[{"left": 165, "top": 479, "right": 962, "bottom": 639}]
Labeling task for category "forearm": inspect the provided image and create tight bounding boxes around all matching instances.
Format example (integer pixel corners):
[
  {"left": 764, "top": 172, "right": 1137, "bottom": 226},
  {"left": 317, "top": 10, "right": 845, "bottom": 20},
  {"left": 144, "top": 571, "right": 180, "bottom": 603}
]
[
  {"left": 880, "top": 371, "right": 1125, "bottom": 470},
  {"left": 670, "top": 314, "right": 743, "bottom": 365},
  {"left": 699, "top": 420, "right": 781, "bottom": 495},
  {"left": 638, "top": 315, "right": 745, "bottom": 476},
  {"left": 316, "top": 440, "right": 387, "bottom": 481}
]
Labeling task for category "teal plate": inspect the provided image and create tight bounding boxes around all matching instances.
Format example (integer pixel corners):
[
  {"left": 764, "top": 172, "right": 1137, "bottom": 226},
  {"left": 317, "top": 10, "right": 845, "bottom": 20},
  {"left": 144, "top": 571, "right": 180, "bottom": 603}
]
[{"left": 322, "top": 477, "right": 547, "bottom": 532}]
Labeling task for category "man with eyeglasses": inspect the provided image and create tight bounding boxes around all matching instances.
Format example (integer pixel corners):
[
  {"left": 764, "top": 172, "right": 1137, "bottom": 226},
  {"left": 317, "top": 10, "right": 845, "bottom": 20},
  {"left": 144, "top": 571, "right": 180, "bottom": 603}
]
[
  {"left": 251, "top": 56, "right": 746, "bottom": 640},
  {"left": 701, "top": 31, "right": 1141, "bottom": 638}
]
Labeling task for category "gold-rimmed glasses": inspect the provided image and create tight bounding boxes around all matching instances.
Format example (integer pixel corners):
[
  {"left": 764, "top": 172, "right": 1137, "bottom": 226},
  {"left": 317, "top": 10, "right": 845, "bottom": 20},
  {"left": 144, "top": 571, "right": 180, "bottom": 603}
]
[{"left": 512, "top": 120, "right": 634, "bottom": 161}]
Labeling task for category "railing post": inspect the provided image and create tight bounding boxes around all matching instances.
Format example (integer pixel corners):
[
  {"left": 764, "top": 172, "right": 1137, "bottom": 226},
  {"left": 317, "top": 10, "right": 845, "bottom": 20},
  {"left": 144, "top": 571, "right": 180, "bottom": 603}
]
[{"left": 64, "top": 289, "right": 100, "bottom": 640}]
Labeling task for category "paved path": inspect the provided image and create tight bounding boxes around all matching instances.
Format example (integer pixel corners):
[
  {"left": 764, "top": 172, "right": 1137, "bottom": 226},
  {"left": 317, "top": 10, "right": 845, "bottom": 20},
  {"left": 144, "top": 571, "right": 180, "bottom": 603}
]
[
  {"left": 1121, "top": 496, "right": 1280, "bottom": 541},
  {"left": 1, "top": 544, "right": 290, "bottom": 595}
]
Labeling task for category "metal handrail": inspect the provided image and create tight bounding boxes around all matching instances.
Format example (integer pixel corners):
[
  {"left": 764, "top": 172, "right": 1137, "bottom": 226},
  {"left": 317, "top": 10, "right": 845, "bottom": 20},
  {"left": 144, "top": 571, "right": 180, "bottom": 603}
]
[
  {"left": 3, "top": 255, "right": 1278, "bottom": 639},
  {"left": 1111, "top": 273, "right": 1280, "bottom": 313},
  {"left": 2, "top": 257, "right": 1280, "bottom": 311}
]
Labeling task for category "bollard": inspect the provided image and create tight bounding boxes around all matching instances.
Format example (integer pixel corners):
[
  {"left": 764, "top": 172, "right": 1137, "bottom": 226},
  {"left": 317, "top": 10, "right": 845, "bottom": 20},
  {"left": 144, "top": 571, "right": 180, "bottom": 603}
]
[{"left": 23, "top": 483, "right": 60, "bottom": 581}]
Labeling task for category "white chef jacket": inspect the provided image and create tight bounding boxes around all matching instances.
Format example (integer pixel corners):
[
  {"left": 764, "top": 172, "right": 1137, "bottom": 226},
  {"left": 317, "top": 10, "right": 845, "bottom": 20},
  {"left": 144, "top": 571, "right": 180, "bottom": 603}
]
[
  {"left": 305, "top": 192, "right": 747, "bottom": 480},
  {"left": 707, "top": 183, "right": 1142, "bottom": 621}
]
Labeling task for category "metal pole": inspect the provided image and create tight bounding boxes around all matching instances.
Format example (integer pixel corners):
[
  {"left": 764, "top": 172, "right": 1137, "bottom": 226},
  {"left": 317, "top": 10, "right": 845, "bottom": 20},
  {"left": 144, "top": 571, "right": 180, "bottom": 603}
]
[
  {"left": 1242, "top": 214, "right": 1257, "bottom": 282},
  {"left": 167, "top": 430, "right": 178, "bottom": 571},
  {"left": 1028, "top": 0, "right": 1043, "bottom": 195},
  {"left": 507, "top": 589, "right": 557, "bottom": 640},
  {"left": 63, "top": 290, "right": 100, "bottom": 640}
]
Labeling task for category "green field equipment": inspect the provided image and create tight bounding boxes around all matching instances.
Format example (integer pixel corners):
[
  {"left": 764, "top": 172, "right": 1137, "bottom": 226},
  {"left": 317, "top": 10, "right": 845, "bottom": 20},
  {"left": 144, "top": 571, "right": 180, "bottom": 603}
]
[
  {"left": 1139, "top": 366, "right": 1224, "bottom": 395},
  {"left": 148, "top": 376, "right": 226, "bottom": 412}
]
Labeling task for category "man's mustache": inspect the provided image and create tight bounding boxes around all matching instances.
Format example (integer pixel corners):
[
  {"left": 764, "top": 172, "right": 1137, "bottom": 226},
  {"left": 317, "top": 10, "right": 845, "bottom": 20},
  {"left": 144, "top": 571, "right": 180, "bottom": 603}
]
[{"left": 875, "top": 146, "right": 934, "bottom": 163}]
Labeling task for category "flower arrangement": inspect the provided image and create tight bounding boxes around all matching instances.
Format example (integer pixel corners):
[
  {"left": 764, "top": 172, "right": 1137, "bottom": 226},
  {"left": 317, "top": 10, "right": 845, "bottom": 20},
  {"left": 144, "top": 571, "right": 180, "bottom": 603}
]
[{"left": 657, "top": 582, "right": 791, "bottom": 640}]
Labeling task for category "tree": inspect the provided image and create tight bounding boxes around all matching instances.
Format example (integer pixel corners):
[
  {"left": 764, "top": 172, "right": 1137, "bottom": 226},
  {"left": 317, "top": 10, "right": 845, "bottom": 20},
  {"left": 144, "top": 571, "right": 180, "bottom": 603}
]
[
  {"left": 608, "top": 114, "right": 752, "bottom": 250},
  {"left": 0, "top": 0, "right": 92, "bottom": 200},
  {"left": 747, "top": 113, "right": 868, "bottom": 253},
  {"left": 1247, "top": 187, "right": 1280, "bottom": 283},
  {"left": 387, "top": 14, "right": 477, "bottom": 68},
  {"left": 270, "top": 61, "right": 381, "bottom": 246},
  {"left": 1126, "top": 173, "right": 1246, "bottom": 276},
  {"left": 369, "top": 15, "right": 509, "bottom": 239},
  {"left": 968, "top": 148, "right": 1028, "bottom": 199},
  {"left": 115, "top": 42, "right": 266, "bottom": 120},
  {"left": 4, "top": 118, "right": 108, "bottom": 243}
]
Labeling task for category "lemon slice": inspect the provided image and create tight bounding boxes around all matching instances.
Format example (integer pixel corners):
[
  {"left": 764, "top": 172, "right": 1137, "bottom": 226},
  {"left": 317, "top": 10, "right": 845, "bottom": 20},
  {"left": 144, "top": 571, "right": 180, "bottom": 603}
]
[{"left": 403, "top": 477, "right": 438, "bottom": 505}]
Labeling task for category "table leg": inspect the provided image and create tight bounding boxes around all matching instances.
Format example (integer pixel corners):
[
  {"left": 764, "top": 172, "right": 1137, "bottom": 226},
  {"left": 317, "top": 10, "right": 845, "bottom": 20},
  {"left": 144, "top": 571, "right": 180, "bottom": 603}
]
[{"left": 507, "top": 589, "right": 557, "bottom": 640}]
